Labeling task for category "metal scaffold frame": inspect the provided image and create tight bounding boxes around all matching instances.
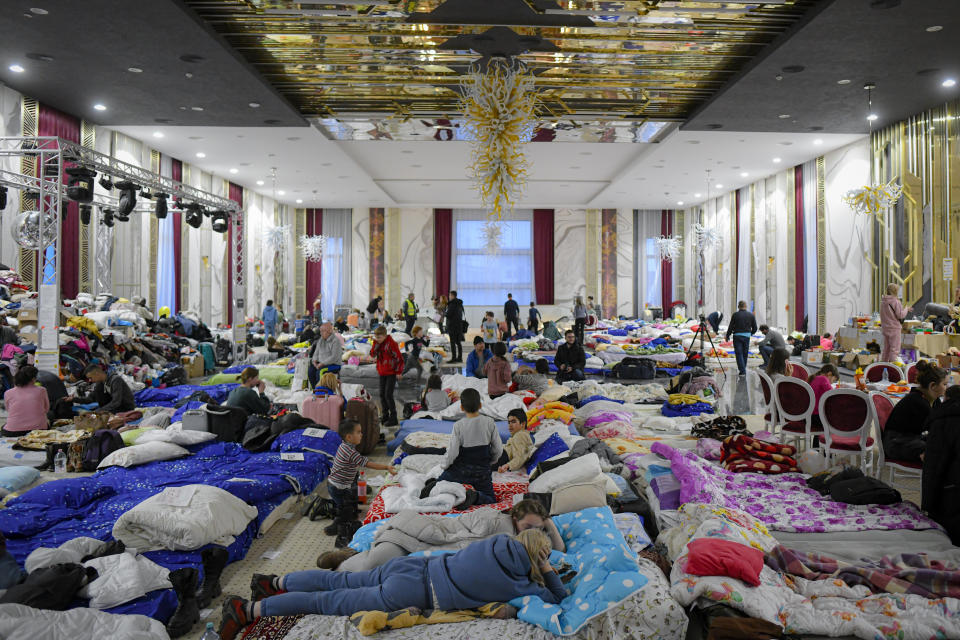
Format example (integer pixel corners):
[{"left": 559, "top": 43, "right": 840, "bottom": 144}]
[{"left": 0, "top": 136, "right": 246, "bottom": 373}]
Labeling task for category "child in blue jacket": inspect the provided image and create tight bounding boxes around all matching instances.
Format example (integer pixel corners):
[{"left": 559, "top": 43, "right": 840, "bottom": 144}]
[{"left": 218, "top": 530, "right": 565, "bottom": 639}]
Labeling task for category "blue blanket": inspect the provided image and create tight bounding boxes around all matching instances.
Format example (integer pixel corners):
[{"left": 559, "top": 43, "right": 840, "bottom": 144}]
[
  {"left": 0, "top": 438, "right": 330, "bottom": 622},
  {"left": 134, "top": 383, "right": 239, "bottom": 407}
]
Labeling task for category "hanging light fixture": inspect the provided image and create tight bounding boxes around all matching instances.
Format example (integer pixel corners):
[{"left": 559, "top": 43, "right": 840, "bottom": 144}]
[
  {"left": 153, "top": 193, "right": 168, "bottom": 219},
  {"left": 98, "top": 175, "right": 113, "bottom": 191},
  {"left": 79, "top": 204, "right": 92, "bottom": 225},
  {"left": 211, "top": 210, "right": 229, "bottom": 233},
  {"left": 184, "top": 203, "right": 203, "bottom": 228},
  {"left": 114, "top": 180, "right": 140, "bottom": 219},
  {"left": 100, "top": 207, "right": 115, "bottom": 228},
  {"left": 864, "top": 82, "right": 878, "bottom": 124},
  {"left": 65, "top": 166, "right": 96, "bottom": 203}
]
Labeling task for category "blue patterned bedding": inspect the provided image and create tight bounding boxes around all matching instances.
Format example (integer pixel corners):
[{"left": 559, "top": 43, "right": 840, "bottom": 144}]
[
  {"left": 0, "top": 438, "right": 331, "bottom": 622},
  {"left": 134, "top": 383, "right": 239, "bottom": 407}
]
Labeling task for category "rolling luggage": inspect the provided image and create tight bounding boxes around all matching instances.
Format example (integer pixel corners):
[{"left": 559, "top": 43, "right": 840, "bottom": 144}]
[
  {"left": 205, "top": 404, "right": 249, "bottom": 442},
  {"left": 301, "top": 394, "right": 344, "bottom": 428},
  {"left": 181, "top": 409, "right": 208, "bottom": 432},
  {"left": 344, "top": 399, "right": 379, "bottom": 455}
]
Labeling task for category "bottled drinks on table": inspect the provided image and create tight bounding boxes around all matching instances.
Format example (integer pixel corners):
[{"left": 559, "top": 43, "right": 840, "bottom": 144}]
[
  {"left": 881, "top": 368, "right": 889, "bottom": 384},
  {"left": 54, "top": 449, "right": 67, "bottom": 473},
  {"left": 357, "top": 471, "right": 367, "bottom": 504},
  {"left": 201, "top": 622, "right": 220, "bottom": 639}
]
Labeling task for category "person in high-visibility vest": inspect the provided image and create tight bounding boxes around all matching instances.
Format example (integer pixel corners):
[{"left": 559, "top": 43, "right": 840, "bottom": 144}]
[{"left": 402, "top": 292, "right": 419, "bottom": 335}]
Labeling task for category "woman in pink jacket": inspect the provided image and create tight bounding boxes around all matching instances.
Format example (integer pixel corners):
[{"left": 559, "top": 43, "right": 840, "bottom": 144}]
[{"left": 880, "top": 284, "right": 911, "bottom": 362}]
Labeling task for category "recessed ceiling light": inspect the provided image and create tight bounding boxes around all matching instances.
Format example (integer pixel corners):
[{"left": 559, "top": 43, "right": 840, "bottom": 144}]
[
  {"left": 778, "top": 114, "right": 791, "bottom": 119},
  {"left": 8, "top": 64, "right": 24, "bottom": 73},
  {"left": 772, "top": 157, "right": 782, "bottom": 163},
  {"left": 152, "top": 131, "right": 164, "bottom": 138},
  {"left": 256, "top": 180, "right": 264, "bottom": 186},
  {"left": 867, "top": 113, "right": 879, "bottom": 121},
  {"left": 195, "top": 152, "right": 206, "bottom": 158},
  {"left": 278, "top": 190, "right": 286, "bottom": 196},
  {"left": 127, "top": 67, "right": 143, "bottom": 73},
  {"left": 694, "top": 193, "right": 702, "bottom": 198},
  {"left": 229, "top": 168, "right": 238, "bottom": 174},
  {"left": 716, "top": 184, "right": 723, "bottom": 189},
  {"left": 93, "top": 103, "right": 106, "bottom": 111},
  {"left": 813, "top": 138, "right": 823, "bottom": 145},
  {"left": 837, "top": 79, "right": 851, "bottom": 85},
  {"left": 943, "top": 78, "right": 957, "bottom": 87},
  {"left": 248, "top": 102, "right": 261, "bottom": 108},
  {"left": 926, "top": 25, "right": 943, "bottom": 32},
  {"left": 296, "top": 199, "right": 303, "bottom": 204},
  {"left": 29, "top": 7, "right": 48, "bottom": 15},
  {"left": 677, "top": 201, "right": 684, "bottom": 206},
  {"left": 191, "top": 106, "right": 204, "bottom": 112},
  {"left": 740, "top": 172, "right": 749, "bottom": 177}
]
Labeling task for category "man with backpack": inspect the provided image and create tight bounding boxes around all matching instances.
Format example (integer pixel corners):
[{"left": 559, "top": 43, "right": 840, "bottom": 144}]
[{"left": 402, "top": 293, "right": 419, "bottom": 335}]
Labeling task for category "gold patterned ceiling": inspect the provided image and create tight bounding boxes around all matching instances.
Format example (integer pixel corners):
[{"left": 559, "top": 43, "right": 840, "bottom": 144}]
[{"left": 186, "top": 0, "right": 816, "bottom": 120}]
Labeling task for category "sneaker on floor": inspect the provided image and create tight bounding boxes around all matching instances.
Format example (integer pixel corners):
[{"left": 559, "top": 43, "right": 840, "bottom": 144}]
[
  {"left": 250, "top": 574, "right": 282, "bottom": 602},
  {"left": 218, "top": 596, "right": 252, "bottom": 640}
]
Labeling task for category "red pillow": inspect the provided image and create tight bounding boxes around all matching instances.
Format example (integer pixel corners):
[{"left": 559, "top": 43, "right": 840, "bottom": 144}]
[{"left": 684, "top": 538, "right": 763, "bottom": 587}]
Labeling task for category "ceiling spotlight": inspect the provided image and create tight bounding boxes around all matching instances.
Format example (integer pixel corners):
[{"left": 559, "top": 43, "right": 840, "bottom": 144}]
[
  {"left": 8, "top": 64, "right": 24, "bottom": 73},
  {"left": 296, "top": 198, "right": 303, "bottom": 204},
  {"left": 65, "top": 167, "right": 96, "bottom": 203},
  {"left": 278, "top": 190, "right": 286, "bottom": 196},
  {"left": 190, "top": 106, "right": 204, "bottom": 112},
  {"left": 773, "top": 157, "right": 782, "bottom": 163},
  {"left": 926, "top": 25, "right": 943, "bottom": 32},
  {"left": 837, "top": 79, "right": 851, "bottom": 85},
  {"left": 740, "top": 172, "right": 749, "bottom": 177},
  {"left": 867, "top": 113, "right": 879, "bottom": 121},
  {"left": 154, "top": 193, "right": 168, "bottom": 219},
  {"left": 694, "top": 193, "right": 702, "bottom": 198},
  {"left": 101, "top": 207, "right": 115, "bottom": 228},
  {"left": 943, "top": 78, "right": 957, "bottom": 87},
  {"left": 98, "top": 175, "right": 113, "bottom": 191},
  {"left": 716, "top": 184, "right": 724, "bottom": 189},
  {"left": 114, "top": 180, "right": 140, "bottom": 219},
  {"left": 79, "top": 204, "right": 91, "bottom": 225},
  {"left": 184, "top": 203, "right": 203, "bottom": 229},
  {"left": 140, "top": 189, "right": 154, "bottom": 200},
  {"left": 677, "top": 201, "right": 684, "bottom": 206},
  {"left": 210, "top": 211, "right": 228, "bottom": 233},
  {"left": 195, "top": 152, "right": 206, "bottom": 158},
  {"left": 93, "top": 104, "right": 106, "bottom": 111},
  {"left": 127, "top": 66, "right": 143, "bottom": 73},
  {"left": 29, "top": 8, "right": 48, "bottom": 15},
  {"left": 778, "top": 114, "right": 791, "bottom": 119},
  {"left": 152, "top": 131, "right": 164, "bottom": 138},
  {"left": 813, "top": 138, "right": 823, "bottom": 145},
  {"left": 248, "top": 102, "right": 261, "bottom": 108},
  {"left": 229, "top": 168, "right": 238, "bottom": 174},
  {"left": 256, "top": 180, "right": 264, "bottom": 186}
]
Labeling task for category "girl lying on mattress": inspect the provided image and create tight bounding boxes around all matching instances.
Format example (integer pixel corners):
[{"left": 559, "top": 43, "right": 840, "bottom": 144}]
[
  {"left": 320, "top": 499, "right": 565, "bottom": 572},
  {"left": 218, "top": 529, "right": 567, "bottom": 640}
]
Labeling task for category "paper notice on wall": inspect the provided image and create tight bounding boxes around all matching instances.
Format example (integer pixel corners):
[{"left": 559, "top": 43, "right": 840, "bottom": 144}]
[
  {"left": 35, "top": 349, "right": 59, "bottom": 374},
  {"left": 944, "top": 258, "right": 954, "bottom": 282}
]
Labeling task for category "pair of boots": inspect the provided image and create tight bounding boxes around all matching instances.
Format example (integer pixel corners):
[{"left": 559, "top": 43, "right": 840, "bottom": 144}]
[
  {"left": 165, "top": 547, "right": 229, "bottom": 638},
  {"left": 322, "top": 519, "right": 361, "bottom": 549}
]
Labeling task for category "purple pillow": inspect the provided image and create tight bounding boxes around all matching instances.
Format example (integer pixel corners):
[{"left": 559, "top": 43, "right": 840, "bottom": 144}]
[
  {"left": 584, "top": 411, "right": 633, "bottom": 430},
  {"left": 650, "top": 473, "right": 682, "bottom": 510}
]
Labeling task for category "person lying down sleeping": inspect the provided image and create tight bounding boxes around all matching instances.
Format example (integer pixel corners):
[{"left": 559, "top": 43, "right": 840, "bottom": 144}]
[{"left": 218, "top": 529, "right": 566, "bottom": 640}]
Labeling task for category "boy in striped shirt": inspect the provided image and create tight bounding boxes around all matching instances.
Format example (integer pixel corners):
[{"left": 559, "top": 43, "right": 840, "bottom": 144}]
[{"left": 326, "top": 419, "right": 395, "bottom": 547}]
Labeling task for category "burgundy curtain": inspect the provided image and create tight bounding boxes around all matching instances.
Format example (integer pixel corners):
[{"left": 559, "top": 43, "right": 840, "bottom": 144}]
[
  {"left": 228, "top": 182, "right": 243, "bottom": 326},
  {"left": 171, "top": 159, "right": 183, "bottom": 313},
  {"left": 434, "top": 209, "right": 452, "bottom": 297},
  {"left": 305, "top": 209, "right": 322, "bottom": 311},
  {"left": 38, "top": 103, "right": 80, "bottom": 298},
  {"left": 533, "top": 209, "right": 554, "bottom": 304},
  {"left": 660, "top": 210, "right": 673, "bottom": 309},
  {"left": 735, "top": 190, "right": 741, "bottom": 291},
  {"left": 794, "top": 165, "right": 805, "bottom": 329}
]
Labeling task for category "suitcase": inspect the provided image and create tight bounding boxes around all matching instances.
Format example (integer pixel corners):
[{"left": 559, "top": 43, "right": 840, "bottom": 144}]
[
  {"left": 182, "top": 408, "right": 209, "bottom": 431},
  {"left": 344, "top": 398, "right": 379, "bottom": 455},
  {"left": 301, "top": 394, "right": 344, "bottom": 428},
  {"left": 205, "top": 404, "right": 249, "bottom": 443}
]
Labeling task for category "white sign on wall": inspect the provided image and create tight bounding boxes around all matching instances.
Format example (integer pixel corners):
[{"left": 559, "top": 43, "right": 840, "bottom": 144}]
[{"left": 944, "top": 258, "right": 954, "bottom": 282}]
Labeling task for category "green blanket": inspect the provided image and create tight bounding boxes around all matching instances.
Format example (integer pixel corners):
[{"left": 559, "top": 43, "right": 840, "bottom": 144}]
[{"left": 203, "top": 366, "right": 293, "bottom": 388}]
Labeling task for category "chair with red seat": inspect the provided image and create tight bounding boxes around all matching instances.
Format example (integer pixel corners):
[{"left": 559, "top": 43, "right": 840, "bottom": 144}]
[
  {"left": 756, "top": 370, "right": 779, "bottom": 432},
  {"left": 773, "top": 377, "right": 821, "bottom": 451},
  {"left": 863, "top": 362, "right": 904, "bottom": 384},
  {"left": 788, "top": 363, "right": 810, "bottom": 382},
  {"left": 869, "top": 391, "right": 922, "bottom": 487},
  {"left": 819, "top": 388, "right": 877, "bottom": 474},
  {"left": 904, "top": 362, "right": 918, "bottom": 384}
]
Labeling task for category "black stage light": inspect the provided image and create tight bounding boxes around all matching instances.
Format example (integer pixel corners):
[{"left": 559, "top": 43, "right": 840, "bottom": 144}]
[
  {"left": 65, "top": 166, "right": 96, "bottom": 203},
  {"left": 79, "top": 204, "right": 92, "bottom": 225},
  {"left": 210, "top": 210, "right": 228, "bottom": 233},
  {"left": 101, "top": 207, "right": 115, "bottom": 228},
  {"left": 114, "top": 180, "right": 140, "bottom": 219},
  {"left": 184, "top": 203, "right": 203, "bottom": 228},
  {"left": 0, "top": 186, "right": 7, "bottom": 210},
  {"left": 99, "top": 175, "right": 113, "bottom": 191},
  {"left": 140, "top": 189, "right": 154, "bottom": 200},
  {"left": 154, "top": 193, "right": 168, "bottom": 219}
]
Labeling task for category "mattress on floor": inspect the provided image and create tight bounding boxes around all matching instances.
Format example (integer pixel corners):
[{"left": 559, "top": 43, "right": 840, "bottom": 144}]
[
  {"left": 771, "top": 527, "right": 960, "bottom": 564},
  {"left": 0, "top": 438, "right": 45, "bottom": 468},
  {"left": 0, "top": 439, "right": 332, "bottom": 624},
  {"left": 387, "top": 418, "right": 509, "bottom": 453}
]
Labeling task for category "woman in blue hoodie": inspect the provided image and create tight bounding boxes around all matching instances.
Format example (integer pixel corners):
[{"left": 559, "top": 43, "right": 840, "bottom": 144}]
[{"left": 218, "top": 530, "right": 565, "bottom": 639}]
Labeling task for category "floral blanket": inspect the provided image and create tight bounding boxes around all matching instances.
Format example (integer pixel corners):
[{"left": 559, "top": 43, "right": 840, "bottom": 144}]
[
  {"left": 650, "top": 443, "right": 939, "bottom": 533},
  {"left": 362, "top": 481, "right": 528, "bottom": 525}
]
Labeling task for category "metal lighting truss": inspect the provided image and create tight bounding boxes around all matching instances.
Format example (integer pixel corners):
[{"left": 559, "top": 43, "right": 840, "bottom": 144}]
[{"left": 0, "top": 136, "right": 246, "bottom": 373}]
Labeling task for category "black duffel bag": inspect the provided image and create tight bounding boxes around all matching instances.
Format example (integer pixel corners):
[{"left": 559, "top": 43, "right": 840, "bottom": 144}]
[{"left": 613, "top": 357, "right": 656, "bottom": 380}]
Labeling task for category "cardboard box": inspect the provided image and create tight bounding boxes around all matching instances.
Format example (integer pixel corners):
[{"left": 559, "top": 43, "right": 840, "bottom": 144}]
[
  {"left": 841, "top": 352, "right": 877, "bottom": 370},
  {"left": 825, "top": 352, "right": 844, "bottom": 367},
  {"left": 19, "top": 330, "right": 38, "bottom": 345},
  {"left": 181, "top": 354, "right": 204, "bottom": 379},
  {"left": 17, "top": 308, "right": 38, "bottom": 323},
  {"left": 837, "top": 335, "right": 860, "bottom": 352},
  {"left": 802, "top": 351, "right": 823, "bottom": 365},
  {"left": 938, "top": 354, "right": 953, "bottom": 369}
]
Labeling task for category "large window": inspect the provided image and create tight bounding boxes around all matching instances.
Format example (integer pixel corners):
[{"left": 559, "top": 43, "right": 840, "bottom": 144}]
[{"left": 452, "top": 211, "right": 534, "bottom": 306}]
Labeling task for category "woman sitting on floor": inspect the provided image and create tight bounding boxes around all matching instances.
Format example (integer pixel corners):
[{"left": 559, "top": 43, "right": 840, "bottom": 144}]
[
  {"left": 319, "top": 499, "right": 565, "bottom": 573},
  {"left": 883, "top": 359, "right": 947, "bottom": 463},
  {"left": 1, "top": 365, "right": 49, "bottom": 436},
  {"left": 218, "top": 529, "right": 566, "bottom": 640},
  {"left": 765, "top": 347, "right": 796, "bottom": 380}
]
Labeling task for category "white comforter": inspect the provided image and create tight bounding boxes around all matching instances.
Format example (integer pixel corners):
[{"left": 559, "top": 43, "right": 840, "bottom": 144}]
[
  {"left": 112, "top": 484, "right": 259, "bottom": 551},
  {"left": 380, "top": 472, "right": 467, "bottom": 514},
  {"left": 0, "top": 604, "right": 169, "bottom": 640}
]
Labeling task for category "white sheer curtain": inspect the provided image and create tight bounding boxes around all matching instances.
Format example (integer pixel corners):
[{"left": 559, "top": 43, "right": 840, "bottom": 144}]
[
  {"left": 321, "top": 208, "right": 352, "bottom": 318},
  {"left": 450, "top": 209, "right": 534, "bottom": 306},
  {"left": 634, "top": 210, "right": 662, "bottom": 309},
  {"left": 156, "top": 155, "right": 176, "bottom": 313}
]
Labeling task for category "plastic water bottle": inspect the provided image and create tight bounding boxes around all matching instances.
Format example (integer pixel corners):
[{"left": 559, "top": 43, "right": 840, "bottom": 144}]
[
  {"left": 357, "top": 471, "right": 367, "bottom": 505},
  {"left": 54, "top": 449, "right": 67, "bottom": 473},
  {"left": 881, "top": 368, "right": 889, "bottom": 384},
  {"left": 201, "top": 622, "right": 220, "bottom": 640}
]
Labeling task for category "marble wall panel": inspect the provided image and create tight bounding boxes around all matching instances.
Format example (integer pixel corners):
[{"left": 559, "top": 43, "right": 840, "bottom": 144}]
[
  {"left": 554, "top": 208, "right": 587, "bottom": 310},
  {"left": 823, "top": 139, "right": 871, "bottom": 332},
  {"left": 386, "top": 207, "right": 432, "bottom": 315},
  {"left": 616, "top": 208, "right": 634, "bottom": 317},
  {"left": 351, "top": 207, "right": 370, "bottom": 308},
  {"left": 0, "top": 85, "right": 21, "bottom": 270}
]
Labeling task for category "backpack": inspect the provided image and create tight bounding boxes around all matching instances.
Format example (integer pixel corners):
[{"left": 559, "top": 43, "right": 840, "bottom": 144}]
[
  {"left": 614, "top": 357, "right": 656, "bottom": 380},
  {"left": 161, "top": 366, "right": 187, "bottom": 387},
  {"left": 830, "top": 476, "right": 902, "bottom": 505},
  {"left": 81, "top": 430, "right": 124, "bottom": 471}
]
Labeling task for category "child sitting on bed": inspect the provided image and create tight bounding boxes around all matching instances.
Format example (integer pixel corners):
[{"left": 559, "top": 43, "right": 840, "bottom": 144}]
[
  {"left": 327, "top": 419, "right": 396, "bottom": 548},
  {"left": 496, "top": 408, "right": 535, "bottom": 473},
  {"left": 422, "top": 374, "right": 451, "bottom": 412},
  {"left": 437, "top": 388, "right": 503, "bottom": 504}
]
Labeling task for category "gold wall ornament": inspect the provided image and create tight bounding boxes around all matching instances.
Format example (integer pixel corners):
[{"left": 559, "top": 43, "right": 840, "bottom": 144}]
[
  {"left": 461, "top": 57, "right": 538, "bottom": 219},
  {"left": 842, "top": 180, "right": 903, "bottom": 217}
]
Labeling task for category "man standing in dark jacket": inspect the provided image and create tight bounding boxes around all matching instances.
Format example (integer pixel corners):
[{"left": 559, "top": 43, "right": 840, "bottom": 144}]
[
  {"left": 503, "top": 293, "right": 520, "bottom": 339},
  {"left": 555, "top": 330, "right": 586, "bottom": 382},
  {"left": 724, "top": 300, "right": 757, "bottom": 377},
  {"left": 69, "top": 364, "right": 135, "bottom": 413},
  {"left": 445, "top": 291, "right": 465, "bottom": 363},
  {"left": 922, "top": 387, "right": 960, "bottom": 544}
]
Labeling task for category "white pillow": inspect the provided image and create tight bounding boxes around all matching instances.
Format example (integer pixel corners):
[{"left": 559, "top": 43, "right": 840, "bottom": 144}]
[
  {"left": 81, "top": 552, "right": 171, "bottom": 609},
  {"left": 98, "top": 441, "right": 191, "bottom": 469},
  {"left": 135, "top": 428, "right": 216, "bottom": 446},
  {"left": 529, "top": 453, "right": 601, "bottom": 493}
]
